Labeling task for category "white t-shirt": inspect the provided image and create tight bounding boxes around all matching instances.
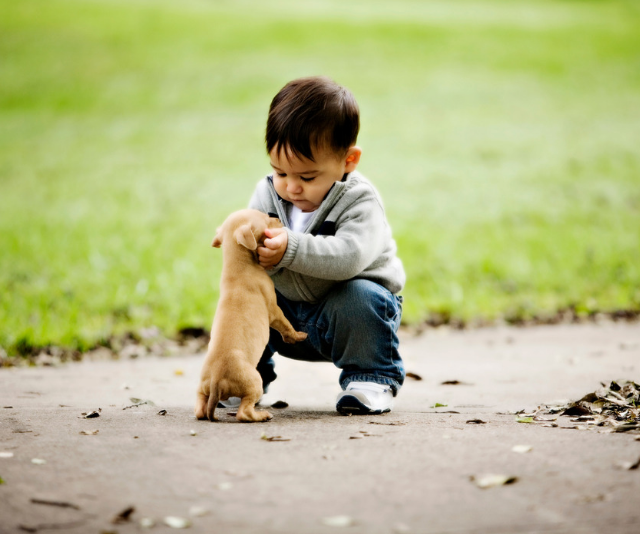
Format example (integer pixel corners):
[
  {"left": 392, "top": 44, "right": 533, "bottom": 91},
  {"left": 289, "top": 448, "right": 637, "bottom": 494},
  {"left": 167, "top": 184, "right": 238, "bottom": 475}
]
[{"left": 288, "top": 205, "right": 316, "bottom": 233}]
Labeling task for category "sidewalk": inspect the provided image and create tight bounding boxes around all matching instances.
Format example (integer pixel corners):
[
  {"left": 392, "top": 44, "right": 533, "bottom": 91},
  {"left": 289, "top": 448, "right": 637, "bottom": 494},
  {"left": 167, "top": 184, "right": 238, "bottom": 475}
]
[{"left": 1, "top": 322, "right": 639, "bottom": 534}]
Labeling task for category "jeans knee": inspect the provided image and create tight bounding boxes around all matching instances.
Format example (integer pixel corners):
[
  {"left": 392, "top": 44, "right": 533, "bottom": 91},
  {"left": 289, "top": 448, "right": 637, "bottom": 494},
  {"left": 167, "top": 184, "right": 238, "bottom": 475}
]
[{"left": 328, "top": 279, "right": 400, "bottom": 325}]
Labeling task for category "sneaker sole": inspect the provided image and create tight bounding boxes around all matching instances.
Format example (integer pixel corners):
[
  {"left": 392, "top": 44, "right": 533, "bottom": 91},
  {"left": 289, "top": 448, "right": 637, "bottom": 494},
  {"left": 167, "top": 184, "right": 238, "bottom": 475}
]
[{"left": 336, "top": 394, "right": 391, "bottom": 416}]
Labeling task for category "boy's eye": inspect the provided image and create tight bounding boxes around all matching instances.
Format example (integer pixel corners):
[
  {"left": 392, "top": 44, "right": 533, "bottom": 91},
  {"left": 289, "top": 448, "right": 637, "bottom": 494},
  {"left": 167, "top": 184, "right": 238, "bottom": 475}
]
[
  {"left": 276, "top": 173, "right": 287, "bottom": 177},
  {"left": 300, "top": 176, "right": 315, "bottom": 182}
]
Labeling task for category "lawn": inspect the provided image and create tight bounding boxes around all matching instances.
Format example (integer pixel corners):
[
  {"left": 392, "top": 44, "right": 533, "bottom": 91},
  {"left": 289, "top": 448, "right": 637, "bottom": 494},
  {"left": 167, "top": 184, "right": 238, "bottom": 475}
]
[{"left": 1, "top": 0, "right": 639, "bottom": 354}]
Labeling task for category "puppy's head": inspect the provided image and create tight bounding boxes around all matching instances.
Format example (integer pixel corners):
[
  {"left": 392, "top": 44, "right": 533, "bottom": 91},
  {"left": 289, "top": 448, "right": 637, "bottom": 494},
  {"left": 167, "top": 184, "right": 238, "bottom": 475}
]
[{"left": 212, "top": 209, "right": 282, "bottom": 251}]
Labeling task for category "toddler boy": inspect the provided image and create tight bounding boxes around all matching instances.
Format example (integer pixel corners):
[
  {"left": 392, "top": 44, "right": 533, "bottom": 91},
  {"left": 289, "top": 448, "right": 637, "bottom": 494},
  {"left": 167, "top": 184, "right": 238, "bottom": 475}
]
[{"left": 246, "top": 76, "right": 406, "bottom": 414}]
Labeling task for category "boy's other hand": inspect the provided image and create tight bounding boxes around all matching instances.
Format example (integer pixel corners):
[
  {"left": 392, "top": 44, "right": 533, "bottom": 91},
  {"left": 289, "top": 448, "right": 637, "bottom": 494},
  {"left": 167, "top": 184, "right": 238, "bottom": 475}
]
[{"left": 258, "top": 227, "right": 288, "bottom": 269}]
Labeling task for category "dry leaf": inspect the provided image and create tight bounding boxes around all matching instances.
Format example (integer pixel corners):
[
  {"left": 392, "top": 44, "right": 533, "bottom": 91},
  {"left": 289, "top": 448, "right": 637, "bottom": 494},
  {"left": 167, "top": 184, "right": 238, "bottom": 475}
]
[
  {"left": 516, "top": 417, "right": 534, "bottom": 424},
  {"left": 260, "top": 433, "right": 290, "bottom": 442},
  {"left": 616, "top": 456, "right": 640, "bottom": 470},
  {"left": 189, "top": 506, "right": 210, "bottom": 517},
  {"left": 270, "top": 400, "right": 289, "bottom": 409},
  {"left": 369, "top": 421, "right": 406, "bottom": 426},
  {"left": 157, "top": 410, "right": 167, "bottom": 416},
  {"left": 562, "top": 405, "right": 592, "bottom": 417},
  {"left": 79, "top": 430, "right": 99, "bottom": 436},
  {"left": 577, "top": 493, "right": 608, "bottom": 504},
  {"left": 190, "top": 430, "right": 197, "bottom": 436},
  {"left": 127, "top": 397, "right": 155, "bottom": 407},
  {"left": 322, "top": 515, "right": 355, "bottom": 527},
  {"left": 140, "top": 518, "right": 155, "bottom": 528},
  {"left": 31, "top": 498, "right": 80, "bottom": 510},
  {"left": 512, "top": 445, "right": 533, "bottom": 453},
  {"left": 111, "top": 506, "right": 135, "bottom": 524},
  {"left": 84, "top": 410, "right": 100, "bottom": 419},
  {"left": 471, "top": 474, "right": 518, "bottom": 489},
  {"left": 163, "top": 516, "right": 191, "bottom": 529},
  {"left": 612, "top": 423, "right": 640, "bottom": 433},
  {"left": 466, "top": 419, "right": 486, "bottom": 424},
  {"left": 406, "top": 372, "right": 422, "bottom": 381}
]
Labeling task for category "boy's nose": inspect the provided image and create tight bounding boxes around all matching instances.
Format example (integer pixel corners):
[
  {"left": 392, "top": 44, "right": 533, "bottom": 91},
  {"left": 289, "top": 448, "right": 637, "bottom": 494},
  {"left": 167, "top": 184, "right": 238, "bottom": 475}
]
[{"left": 287, "top": 180, "right": 303, "bottom": 194}]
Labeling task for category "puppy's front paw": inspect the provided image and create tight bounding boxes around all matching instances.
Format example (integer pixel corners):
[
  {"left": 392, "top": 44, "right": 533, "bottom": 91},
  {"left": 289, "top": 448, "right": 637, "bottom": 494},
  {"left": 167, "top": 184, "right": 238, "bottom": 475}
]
[
  {"left": 195, "top": 391, "right": 208, "bottom": 420},
  {"left": 283, "top": 330, "right": 308, "bottom": 344}
]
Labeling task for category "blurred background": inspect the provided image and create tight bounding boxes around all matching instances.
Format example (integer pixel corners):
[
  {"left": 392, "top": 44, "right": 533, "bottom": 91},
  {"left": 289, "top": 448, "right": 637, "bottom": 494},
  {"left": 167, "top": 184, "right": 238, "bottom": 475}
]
[{"left": 1, "top": 0, "right": 639, "bottom": 355}]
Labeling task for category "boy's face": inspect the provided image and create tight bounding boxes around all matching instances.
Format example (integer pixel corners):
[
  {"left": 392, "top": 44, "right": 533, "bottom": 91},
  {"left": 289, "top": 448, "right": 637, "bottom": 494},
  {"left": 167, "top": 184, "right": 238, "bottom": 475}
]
[{"left": 269, "top": 146, "right": 361, "bottom": 213}]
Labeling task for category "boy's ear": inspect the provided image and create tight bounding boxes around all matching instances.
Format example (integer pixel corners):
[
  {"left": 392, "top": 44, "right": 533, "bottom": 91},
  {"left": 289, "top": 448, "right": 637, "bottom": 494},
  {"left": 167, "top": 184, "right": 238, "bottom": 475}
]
[
  {"left": 344, "top": 146, "right": 362, "bottom": 173},
  {"left": 234, "top": 224, "right": 258, "bottom": 251},
  {"left": 211, "top": 226, "right": 223, "bottom": 248}
]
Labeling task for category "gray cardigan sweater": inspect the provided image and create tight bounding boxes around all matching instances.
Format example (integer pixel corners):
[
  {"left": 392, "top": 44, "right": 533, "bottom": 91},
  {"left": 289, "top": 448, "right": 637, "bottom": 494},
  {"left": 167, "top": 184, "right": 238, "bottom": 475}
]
[{"left": 248, "top": 171, "right": 406, "bottom": 303}]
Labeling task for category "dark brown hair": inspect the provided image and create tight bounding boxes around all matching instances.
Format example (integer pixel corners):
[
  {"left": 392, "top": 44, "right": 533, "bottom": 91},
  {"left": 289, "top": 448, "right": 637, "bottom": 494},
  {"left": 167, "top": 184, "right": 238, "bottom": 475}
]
[{"left": 266, "top": 76, "right": 359, "bottom": 162}]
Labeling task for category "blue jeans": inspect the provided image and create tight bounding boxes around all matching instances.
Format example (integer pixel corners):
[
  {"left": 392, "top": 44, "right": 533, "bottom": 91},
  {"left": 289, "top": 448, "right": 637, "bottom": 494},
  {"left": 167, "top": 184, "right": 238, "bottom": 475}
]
[{"left": 258, "top": 279, "right": 405, "bottom": 395}]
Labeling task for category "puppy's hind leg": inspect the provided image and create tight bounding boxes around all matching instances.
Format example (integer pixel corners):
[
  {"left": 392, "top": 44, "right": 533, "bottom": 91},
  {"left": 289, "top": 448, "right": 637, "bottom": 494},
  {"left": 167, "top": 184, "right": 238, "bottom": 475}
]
[
  {"left": 236, "top": 369, "right": 272, "bottom": 423},
  {"left": 237, "top": 396, "right": 273, "bottom": 423},
  {"left": 270, "top": 305, "right": 308, "bottom": 344}
]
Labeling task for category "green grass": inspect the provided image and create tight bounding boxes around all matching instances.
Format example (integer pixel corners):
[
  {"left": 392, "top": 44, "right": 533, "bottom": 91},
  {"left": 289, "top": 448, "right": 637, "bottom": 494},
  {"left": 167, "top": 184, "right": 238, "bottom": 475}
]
[{"left": 1, "top": 0, "right": 639, "bottom": 353}]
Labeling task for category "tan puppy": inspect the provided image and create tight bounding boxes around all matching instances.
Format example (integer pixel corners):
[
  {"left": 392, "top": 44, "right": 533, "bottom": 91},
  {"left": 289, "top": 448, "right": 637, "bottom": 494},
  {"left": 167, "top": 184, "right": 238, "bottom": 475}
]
[{"left": 195, "top": 209, "right": 307, "bottom": 422}]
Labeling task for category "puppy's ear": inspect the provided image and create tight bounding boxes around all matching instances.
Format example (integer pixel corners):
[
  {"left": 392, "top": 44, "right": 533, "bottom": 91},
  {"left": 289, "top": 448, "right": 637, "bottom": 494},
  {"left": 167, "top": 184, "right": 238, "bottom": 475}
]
[
  {"left": 211, "top": 227, "right": 223, "bottom": 248},
  {"left": 234, "top": 224, "right": 258, "bottom": 250}
]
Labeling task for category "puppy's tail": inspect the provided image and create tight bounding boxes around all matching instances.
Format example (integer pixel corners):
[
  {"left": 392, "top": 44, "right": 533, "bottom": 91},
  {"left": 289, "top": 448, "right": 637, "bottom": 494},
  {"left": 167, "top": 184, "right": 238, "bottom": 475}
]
[{"left": 205, "top": 383, "right": 221, "bottom": 422}]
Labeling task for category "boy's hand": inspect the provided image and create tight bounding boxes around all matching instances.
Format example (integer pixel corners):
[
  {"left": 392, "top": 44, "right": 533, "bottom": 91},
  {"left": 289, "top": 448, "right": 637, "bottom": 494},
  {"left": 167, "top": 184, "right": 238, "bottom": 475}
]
[{"left": 258, "top": 227, "right": 288, "bottom": 269}]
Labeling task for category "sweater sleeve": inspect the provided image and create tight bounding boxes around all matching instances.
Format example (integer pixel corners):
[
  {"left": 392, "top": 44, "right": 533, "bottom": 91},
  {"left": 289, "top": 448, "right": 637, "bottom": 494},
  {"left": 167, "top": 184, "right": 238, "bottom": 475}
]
[{"left": 277, "top": 196, "right": 387, "bottom": 281}]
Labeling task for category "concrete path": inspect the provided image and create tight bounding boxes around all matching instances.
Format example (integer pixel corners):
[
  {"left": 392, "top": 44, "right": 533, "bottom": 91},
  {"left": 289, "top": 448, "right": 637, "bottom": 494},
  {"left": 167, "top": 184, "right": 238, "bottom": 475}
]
[{"left": 1, "top": 322, "right": 639, "bottom": 534}]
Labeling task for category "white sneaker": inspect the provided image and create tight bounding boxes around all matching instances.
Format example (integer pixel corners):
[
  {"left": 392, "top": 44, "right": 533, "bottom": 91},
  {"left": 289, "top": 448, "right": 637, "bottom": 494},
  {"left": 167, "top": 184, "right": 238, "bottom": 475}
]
[
  {"left": 218, "top": 397, "right": 242, "bottom": 409},
  {"left": 336, "top": 382, "right": 393, "bottom": 415}
]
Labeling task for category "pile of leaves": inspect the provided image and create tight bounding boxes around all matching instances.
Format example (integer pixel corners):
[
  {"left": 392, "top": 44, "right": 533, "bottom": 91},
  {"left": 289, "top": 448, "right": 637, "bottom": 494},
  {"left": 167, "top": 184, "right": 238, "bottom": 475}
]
[{"left": 527, "top": 380, "right": 640, "bottom": 433}]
